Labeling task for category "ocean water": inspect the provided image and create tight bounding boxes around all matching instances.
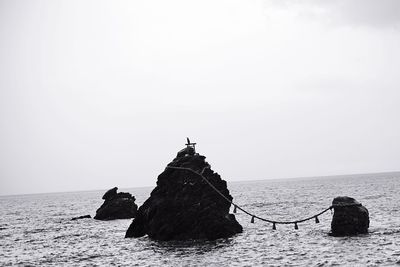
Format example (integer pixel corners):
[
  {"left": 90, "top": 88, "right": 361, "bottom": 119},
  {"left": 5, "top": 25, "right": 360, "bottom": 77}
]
[{"left": 1, "top": 172, "right": 399, "bottom": 266}]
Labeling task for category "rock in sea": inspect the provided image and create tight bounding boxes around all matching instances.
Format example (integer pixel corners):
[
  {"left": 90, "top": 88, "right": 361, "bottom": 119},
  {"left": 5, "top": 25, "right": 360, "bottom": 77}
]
[
  {"left": 330, "top": 196, "right": 369, "bottom": 236},
  {"left": 71, "top": 215, "right": 91, "bottom": 220},
  {"left": 125, "top": 146, "right": 243, "bottom": 240},
  {"left": 94, "top": 187, "right": 138, "bottom": 220}
]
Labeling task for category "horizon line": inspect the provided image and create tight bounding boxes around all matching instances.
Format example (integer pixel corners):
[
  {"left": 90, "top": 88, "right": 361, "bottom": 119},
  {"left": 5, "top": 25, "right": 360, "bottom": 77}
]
[{"left": 1, "top": 170, "right": 399, "bottom": 198}]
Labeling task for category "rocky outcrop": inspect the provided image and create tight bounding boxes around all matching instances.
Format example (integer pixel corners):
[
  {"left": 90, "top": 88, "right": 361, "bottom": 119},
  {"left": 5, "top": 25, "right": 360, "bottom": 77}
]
[
  {"left": 330, "top": 196, "right": 369, "bottom": 236},
  {"left": 125, "top": 146, "right": 242, "bottom": 240},
  {"left": 94, "top": 187, "right": 138, "bottom": 220}
]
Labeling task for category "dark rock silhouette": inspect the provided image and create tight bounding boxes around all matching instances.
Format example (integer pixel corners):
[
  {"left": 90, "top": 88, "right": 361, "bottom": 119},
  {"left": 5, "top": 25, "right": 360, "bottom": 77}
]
[
  {"left": 102, "top": 187, "right": 118, "bottom": 200},
  {"left": 330, "top": 196, "right": 369, "bottom": 236},
  {"left": 94, "top": 187, "right": 138, "bottom": 220},
  {"left": 71, "top": 215, "right": 91, "bottom": 220},
  {"left": 125, "top": 147, "right": 242, "bottom": 240},
  {"left": 176, "top": 146, "right": 195, "bottom": 158}
]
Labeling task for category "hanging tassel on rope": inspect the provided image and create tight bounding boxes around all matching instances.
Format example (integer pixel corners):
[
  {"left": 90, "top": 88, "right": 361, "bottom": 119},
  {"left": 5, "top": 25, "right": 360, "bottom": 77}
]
[
  {"left": 315, "top": 216, "right": 320, "bottom": 224},
  {"left": 294, "top": 222, "right": 299, "bottom": 230},
  {"left": 272, "top": 222, "right": 276, "bottom": 230},
  {"left": 233, "top": 205, "right": 237, "bottom": 213},
  {"left": 251, "top": 216, "right": 255, "bottom": 223}
]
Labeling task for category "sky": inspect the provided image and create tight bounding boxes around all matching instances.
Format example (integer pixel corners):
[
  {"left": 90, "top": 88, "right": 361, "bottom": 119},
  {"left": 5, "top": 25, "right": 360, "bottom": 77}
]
[{"left": 0, "top": 0, "right": 399, "bottom": 195}]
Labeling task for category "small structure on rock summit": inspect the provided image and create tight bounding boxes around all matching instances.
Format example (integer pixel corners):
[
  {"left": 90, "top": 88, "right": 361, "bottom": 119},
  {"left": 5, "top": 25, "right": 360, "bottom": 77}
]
[
  {"left": 186, "top": 137, "right": 196, "bottom": 153},
  {"left": 176, "top": 137, "right": 198, "bottom": 158}
]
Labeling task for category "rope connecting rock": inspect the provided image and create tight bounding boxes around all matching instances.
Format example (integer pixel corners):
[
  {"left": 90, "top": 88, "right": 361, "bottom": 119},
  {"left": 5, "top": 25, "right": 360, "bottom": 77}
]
[{"left": 165, "top": 165, "right": 354, "bottom": 230}]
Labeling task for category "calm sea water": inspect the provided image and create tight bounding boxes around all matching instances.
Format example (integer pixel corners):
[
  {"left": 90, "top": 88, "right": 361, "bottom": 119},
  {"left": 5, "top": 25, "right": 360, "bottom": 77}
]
[{"left": 1, "top": 172, "right": 399, "bottom": 266}]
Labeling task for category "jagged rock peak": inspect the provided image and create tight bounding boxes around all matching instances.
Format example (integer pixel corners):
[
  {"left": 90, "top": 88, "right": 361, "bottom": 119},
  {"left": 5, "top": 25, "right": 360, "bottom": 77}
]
[{"left": 125, "top": 147, "right": 242, "bottom": 240}]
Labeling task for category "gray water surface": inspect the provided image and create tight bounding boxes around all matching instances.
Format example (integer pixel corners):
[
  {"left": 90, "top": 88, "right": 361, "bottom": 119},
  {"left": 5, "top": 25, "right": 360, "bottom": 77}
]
[{"left": 1, "top": 172, "right": 399, "bottom": 266}]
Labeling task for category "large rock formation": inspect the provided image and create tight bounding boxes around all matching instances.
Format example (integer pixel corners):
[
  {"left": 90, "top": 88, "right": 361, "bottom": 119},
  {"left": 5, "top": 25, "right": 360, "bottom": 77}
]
[
  {"left": 330, "top": 196, "right": 369, "bottom": 236},
  {"left": 125, "top": 146, "right": 243, "bottom": 240},
  {"left": 94, "top": 187, "right": 138, "bottom": 220}
]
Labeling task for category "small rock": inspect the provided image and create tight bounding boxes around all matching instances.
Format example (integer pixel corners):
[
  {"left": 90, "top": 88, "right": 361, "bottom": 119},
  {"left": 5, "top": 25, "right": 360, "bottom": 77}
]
[
  {"left": 71, "top": 215, "right": 91, "bottom": 220},
  {"left": 94, "top": 187, "right": 138, "bottom": 220},
  {"left": 330, "top": 196, "right": 369, "bottom": 236}
]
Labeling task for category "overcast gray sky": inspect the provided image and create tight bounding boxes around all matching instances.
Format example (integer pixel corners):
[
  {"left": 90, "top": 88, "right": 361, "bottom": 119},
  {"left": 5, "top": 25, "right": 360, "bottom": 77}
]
[{"left": 1, "top": 0, "right": 399, "bottom": 195}]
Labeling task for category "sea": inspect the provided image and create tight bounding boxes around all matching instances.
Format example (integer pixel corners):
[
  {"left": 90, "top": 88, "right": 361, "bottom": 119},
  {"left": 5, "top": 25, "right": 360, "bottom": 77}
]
[{"left": 1, "top": 172, "right": 399, "bottom": 266}]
